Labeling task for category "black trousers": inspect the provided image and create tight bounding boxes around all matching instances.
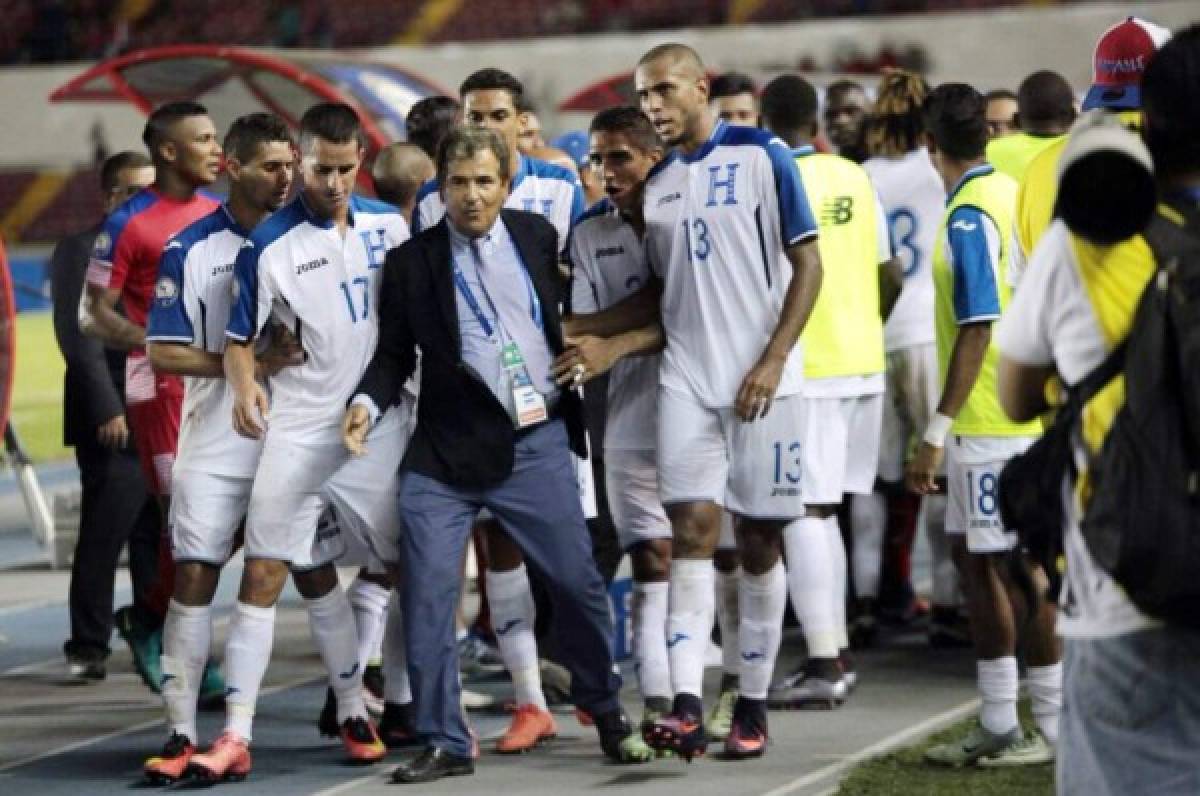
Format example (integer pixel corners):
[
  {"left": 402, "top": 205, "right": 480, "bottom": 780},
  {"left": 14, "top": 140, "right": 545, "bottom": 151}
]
[{"left": 64, "top": 437, "right": 162, "bottom": 659}]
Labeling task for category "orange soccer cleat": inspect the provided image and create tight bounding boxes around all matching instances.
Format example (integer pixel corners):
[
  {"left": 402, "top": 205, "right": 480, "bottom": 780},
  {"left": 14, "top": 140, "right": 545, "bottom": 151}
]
[
  {"left": 187, "top": 731, "right": 252, "bottom": 783},
  {"left": 495, "top": 704, "right": 558, "bottom": 754}
]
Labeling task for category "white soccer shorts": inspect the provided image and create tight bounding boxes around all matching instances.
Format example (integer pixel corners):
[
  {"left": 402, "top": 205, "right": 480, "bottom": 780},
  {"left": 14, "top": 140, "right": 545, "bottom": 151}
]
[
  {"left": 245, "top": 401, "right": 411, "bottom": 570},
  {"left": 604, "top": 448, "right": 672, "bottom": 551},
  {"left": 945, "top": 434, "right": 1036, "bottom": 553},
  {"left": 801, "top": 393, "right": 883, "bottom": 505},
  {"left": 169, "top": 469, "right": 345, "bottom": 568},
  {"left": 657, "top": 384, "right": 807, "bottom": 520},
  {"left": 878, "top": 343, "right": 940, "bottom": 483}
]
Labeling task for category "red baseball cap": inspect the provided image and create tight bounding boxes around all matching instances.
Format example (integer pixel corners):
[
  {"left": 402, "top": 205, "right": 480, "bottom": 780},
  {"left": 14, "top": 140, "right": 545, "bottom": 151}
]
[{"left": 1083, "top": 16, "right": 1172, "bottom": 111}]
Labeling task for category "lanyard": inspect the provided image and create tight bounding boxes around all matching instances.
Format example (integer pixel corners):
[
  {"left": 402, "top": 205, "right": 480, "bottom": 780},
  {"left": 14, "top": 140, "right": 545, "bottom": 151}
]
[{"left": 451, "top": 242, "right": 543, "bottom": 340}]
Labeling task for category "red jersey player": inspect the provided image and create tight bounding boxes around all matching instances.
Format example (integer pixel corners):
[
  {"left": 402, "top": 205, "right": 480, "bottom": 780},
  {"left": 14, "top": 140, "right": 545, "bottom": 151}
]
[
  {"left": 85, "top": 102, "right": 222, "bottom": 690},
  {"left": 86, "top": 101, "right": 221, "bottom": 501}
]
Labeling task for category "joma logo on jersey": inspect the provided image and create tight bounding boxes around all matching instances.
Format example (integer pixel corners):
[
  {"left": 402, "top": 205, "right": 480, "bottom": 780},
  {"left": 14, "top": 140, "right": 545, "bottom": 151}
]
[
  {"left": 521, "top": 198, "right": 555, "bottom": 216},
  {"left": 211, "top": 263, "right": 234, "bottom": 277},
  {"left": 771, "top": 486, "right": 800, "bottom": 497},
  {"left": 705, "top": 163, "right": 740, "bottom": 207},
  {"left": 821, "top": 196, "right": 854, "bottom": 225},
  {"left": 295, "top": 257, "right": 330, "bottom": 275},
  {"left": 596, "top": 246, "right": 625, "bottom": 258},
  {"left": 656, "top": 191, "right": 682, "bottom": 207}
]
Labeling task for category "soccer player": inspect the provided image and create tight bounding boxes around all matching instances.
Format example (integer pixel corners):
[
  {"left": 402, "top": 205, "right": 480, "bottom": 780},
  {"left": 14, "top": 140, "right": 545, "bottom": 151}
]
[
  {"left": 985, "top": 71, "right": 1075, "bottom": 183},
  {"left": 373, "top": 142, "right": 435, "bottom": 225},
  {"left": 759, "top": 74, "right": 894, "bottom": 709},
  {"left": 983, "top": 89, "right": 1019, "bottom": 139},
  {"left": 909, "top": 84, "right": 1058, "bottom": 768},
  {"left": 859, "top": 70, "right": 960, "bottom": 647},
  {"left": 709, "top": 72, "right": 759, "bottom": 127},
  {"left": 823, "top": 80, "right": 871, "bottom": 163},
  {"left": 411, "top": 67, "right": 587, "bottom": 754},
  {"left": 568, "top": 43, "right": 823, "bottom": 760},
  {"left": 405, "top": 95, "right": 460, "bottom": 160},
  {"left": 85, "top": 100, "right": 222, "bottom": 692},
  {"left": 558, "top": 105, "right": 667, "bottom": 760},
  {"left": 184, "top": 103, "right": 411, "bottom": 781}
]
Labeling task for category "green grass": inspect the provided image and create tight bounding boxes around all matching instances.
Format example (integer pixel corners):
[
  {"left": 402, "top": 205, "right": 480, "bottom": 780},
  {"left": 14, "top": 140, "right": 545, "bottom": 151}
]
[
  {"left": 836, "top": 703, "right": 1054, "bottom": 796},
  {"left": 10, "top": 311, "right": 69, "bottom": 463}
]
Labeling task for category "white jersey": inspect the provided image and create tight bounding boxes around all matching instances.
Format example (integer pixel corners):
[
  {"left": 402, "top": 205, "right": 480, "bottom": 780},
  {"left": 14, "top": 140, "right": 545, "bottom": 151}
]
[
  {"left": 226, "top": 194, "right": 409, "bottom": 433},
  {"left": 863, "top": 148, "right": 944, "bottom": 351},
  {"left": 642, "top": 120, "right": 818, "bottom": 408},
  {"left": 568, "top": 199, "right": 659, "bottom": 452},
  {"left": 413, "top": 153, "right": 584, "bottom": 255},
  {"left": 146, "top": 205, "right": 260, "bottom": 478}
]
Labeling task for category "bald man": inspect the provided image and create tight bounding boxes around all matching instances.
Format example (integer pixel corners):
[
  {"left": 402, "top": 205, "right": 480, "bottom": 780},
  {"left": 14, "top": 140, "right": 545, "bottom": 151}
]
[{"left": 372, "top": 142, "right": 435, "bottom": 224}]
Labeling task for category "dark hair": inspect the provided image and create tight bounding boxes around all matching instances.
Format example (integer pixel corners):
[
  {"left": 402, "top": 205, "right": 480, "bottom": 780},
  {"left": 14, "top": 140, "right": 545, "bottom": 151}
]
[
  {"left": 924, "top": 83, "right": 989, "bottom": 160},
  {"left": 1141, "top": 23, "right": 1200, "bottom": 177},
  {"left": 436, "top": 126, "right": 511, "bottom": 183},
  {"left": 223, "top": 113, "right": 294, "bottom": 164},
  {"left": 299, "top": 102, "right": 365, "bottom": 151},
  {"left": 760, "top": 74, "right": 818, "bottom": 140},
  {"left": 984, "top": 88, "right": 1018, "bottom": 106},
  {"left": 1016, "top": 71, "right": 1075, "bottom": 130},
  {"left": 826, "top": 79, "right": 866, "bottom": 101},
  {"left": 141, "top": 101, "right": 208, "bottom": 153},
  {"left": 99, "top": 150, "right": 152, "bottom": 194},
  {"left": 589, "top": 106, "right": 661, "bottom": 153},
  {"left": 710, "top": 72, "right": 756, "bottom": 100},
  {"left": 459, "top": 68, "right": 524, "bottom": 106},
  {"left": 865, "top": 69, "right": 930, "bottom": 157},
  {"left": 406, "top": 96, "right": 460, "bottom": 158}
]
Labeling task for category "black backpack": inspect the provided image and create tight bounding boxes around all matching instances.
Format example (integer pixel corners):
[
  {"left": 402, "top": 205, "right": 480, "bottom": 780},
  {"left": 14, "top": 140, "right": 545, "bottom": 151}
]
[
  {"left": 1081, "top": 202, "right": 1200, "bottom": 628},
  {"left": 997, "top": 331, "right": 1125, "bottom": 602}
]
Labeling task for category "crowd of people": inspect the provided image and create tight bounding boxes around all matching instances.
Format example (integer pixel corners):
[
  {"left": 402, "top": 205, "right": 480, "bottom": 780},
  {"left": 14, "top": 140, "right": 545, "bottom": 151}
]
[{"left": 46, "top": 12, "right": 1200, "bottom": 792}]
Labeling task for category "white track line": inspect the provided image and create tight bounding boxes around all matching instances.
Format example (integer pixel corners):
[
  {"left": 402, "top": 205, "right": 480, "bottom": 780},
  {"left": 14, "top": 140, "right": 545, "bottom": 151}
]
[
  {"left": 0, "top": 672, "right": 322, "bottom": 773},
  {"left": 310, "top": 771, "right": 386, "bottom": 796},
  {"left": 758, "top": 697, "right": 982, "bottom": 796}
]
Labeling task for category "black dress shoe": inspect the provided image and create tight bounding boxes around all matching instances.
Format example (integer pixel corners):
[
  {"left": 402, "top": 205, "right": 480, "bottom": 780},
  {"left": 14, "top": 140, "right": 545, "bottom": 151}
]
[{"left": 391, "top": 746, "right": 474, "bottom": 784}]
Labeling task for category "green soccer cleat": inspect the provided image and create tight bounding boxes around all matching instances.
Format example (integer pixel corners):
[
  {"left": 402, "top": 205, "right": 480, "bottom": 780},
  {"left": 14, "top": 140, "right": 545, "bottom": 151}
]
[
  {"left": 115, "top": 606, "right": 162, "bottom": 694},
  {"left": 977, "top": 728, "right": 1056, "bottom": 768},
  {"left": 924, "top": 722, "right": 1022, "bottom": 767},
  {"left": 705, "top": 683, "right": 738, "bottom": 741},
  {"left": 197, "top": 660, "right": 226, "bottom": 708}
]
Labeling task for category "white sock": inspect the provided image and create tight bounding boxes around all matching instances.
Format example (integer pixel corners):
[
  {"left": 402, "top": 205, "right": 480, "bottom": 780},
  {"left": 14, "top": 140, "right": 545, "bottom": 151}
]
[
  {"left": 737, "top": 561, "right": 787, "bottom": 700},
  {"left": 161, "top": 599, "right": 211, "bottom": 744},
  {"left": 850, "top": 493, "right": 886, "bottom": 600},
  {"left": 783, "top": 517, "right": 839, "bottom": 659},
  {"left": 223, "top": 601, "right": 276, "bottom": 741},
  {"left": 486, "top": 564, "right": 545, "bottom": 710},
  {"left": 632, "top": 580, "right": 671, "bottom": 701},
  {"left": 924, "top": 495, "right": 959, "bottom": 607},
  {"left": 346, "top": 577, "right": 390, "bottom": 672},
  {"left": 977, "top": 657, "right": 1020, "bottom": 735},
  {"left": 667, "top": 559, "right": 715, "bottom": 699},
  {"left": 382, "top": 591, "right": 411, "bottom": 705},
  {"left": 306, "top": 585, "right": 367, "bottom": 723},
  {"left": 823, "top": 515, "right": 850, "bottom": 651},
  {"left": 1026, "top": 662, "right": 1063, "bottom": 744},
  {"left": 714, "top": 567, "right": 741, "bottom": 677}
]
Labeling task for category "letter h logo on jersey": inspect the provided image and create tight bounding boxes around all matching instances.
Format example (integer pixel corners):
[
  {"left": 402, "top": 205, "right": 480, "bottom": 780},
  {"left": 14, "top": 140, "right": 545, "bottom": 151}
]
[
  {"left": 360, "top": 229, "right": 388, "bottom": 269},
  {"left": 705, "top": 163, "right": 739, "bottom": 207}
]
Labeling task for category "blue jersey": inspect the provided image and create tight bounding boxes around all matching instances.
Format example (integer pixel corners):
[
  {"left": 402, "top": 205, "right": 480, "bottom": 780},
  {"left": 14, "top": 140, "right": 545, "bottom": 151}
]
[
  {"left": 641, "top": 121, "right": 818, "bottom": 408},
  {"left": 412, "top": 153, "right": 584, "bottom": 255},
  {"left": 146, "top": 205, "right": 260, "bottom": 477},
  {"left": 226, "top": 194, "right": 409, "bottom": 432}
]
